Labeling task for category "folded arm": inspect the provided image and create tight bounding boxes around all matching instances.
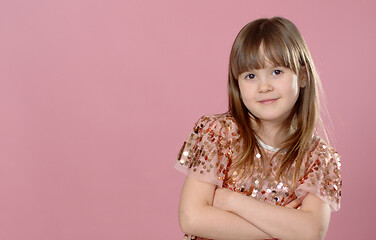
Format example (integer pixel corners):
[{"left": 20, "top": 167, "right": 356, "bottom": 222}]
[
  {"left": 178, "top": 175, "right": 274, "bottom": 240},
  {"left": 213, "top": 188, "right": 331, "bottom": 240}
]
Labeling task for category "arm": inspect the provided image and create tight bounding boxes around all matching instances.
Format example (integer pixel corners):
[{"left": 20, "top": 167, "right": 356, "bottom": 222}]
[
  {"left": 213, "top": 189, "right": 331, "bottom": 240},
  {"left": 178, "top": 175, "right": 274, "bottom": 240}
]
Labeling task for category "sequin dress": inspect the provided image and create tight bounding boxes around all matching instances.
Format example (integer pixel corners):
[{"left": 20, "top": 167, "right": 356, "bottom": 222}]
[{"left": 174, "top": 113, "right": 342, "bottom": 240}]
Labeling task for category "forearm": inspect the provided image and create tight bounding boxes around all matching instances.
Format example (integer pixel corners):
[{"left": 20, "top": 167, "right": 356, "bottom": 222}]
[
  {"left": 228, "top": 194, "right": 326, "bottom": 240},
  {"left": 180, "top": 204, "right": 273, "bottom": 240}
]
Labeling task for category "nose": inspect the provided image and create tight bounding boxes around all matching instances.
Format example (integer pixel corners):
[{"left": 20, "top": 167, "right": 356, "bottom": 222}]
[{"left": 258, "top": 77, "right": 273, "bottom": 93}]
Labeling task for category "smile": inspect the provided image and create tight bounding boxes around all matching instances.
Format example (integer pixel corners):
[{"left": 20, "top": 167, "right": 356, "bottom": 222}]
[{"left": 258, "top": 98, "right": 279, "bottom": 104}]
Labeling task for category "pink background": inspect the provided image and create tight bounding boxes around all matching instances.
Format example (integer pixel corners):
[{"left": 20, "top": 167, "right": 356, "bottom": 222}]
[{"left": 0, "top": 0, "right": 375, "bottom": 239}]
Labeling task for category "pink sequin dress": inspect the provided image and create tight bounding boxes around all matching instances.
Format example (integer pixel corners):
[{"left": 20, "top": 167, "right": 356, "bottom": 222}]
[{"left": 174, "top": 113, "right": 342, "bottom": 240}]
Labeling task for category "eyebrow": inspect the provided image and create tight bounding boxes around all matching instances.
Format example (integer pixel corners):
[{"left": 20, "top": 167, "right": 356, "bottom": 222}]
[{"left": 244, "top": 65, "right": 283, "bottom": 72}]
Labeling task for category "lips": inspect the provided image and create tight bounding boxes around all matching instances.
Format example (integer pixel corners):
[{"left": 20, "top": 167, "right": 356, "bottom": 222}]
[{"left": 258, "top": 98, "right": 279, "bottom": 104}]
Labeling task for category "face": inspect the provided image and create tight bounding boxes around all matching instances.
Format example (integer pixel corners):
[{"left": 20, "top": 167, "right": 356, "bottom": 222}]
[{"left": 238, "top": 60, "right": 305, "bottom": 125}]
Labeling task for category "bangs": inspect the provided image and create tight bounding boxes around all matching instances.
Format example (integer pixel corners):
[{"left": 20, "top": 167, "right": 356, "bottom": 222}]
[{"left": 231, "top": 21, "right": 301, "bottom": 78}]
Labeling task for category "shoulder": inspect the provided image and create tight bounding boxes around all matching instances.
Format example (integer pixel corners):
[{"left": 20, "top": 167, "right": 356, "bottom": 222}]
[
  {"left": 301, "top": 135, "right": 342, "bottom": 187},
  {"left": 297, "top": 135, "right": 342, "bottom": 211},
  {"left": 176, "top": 113, "right": 239, "bottom": 185},
  {"left": 308, "top": 136, "right": 341, "bottom": 168},
  {"left": 193, "top": 113, "right": 240, "bottom": 139}
]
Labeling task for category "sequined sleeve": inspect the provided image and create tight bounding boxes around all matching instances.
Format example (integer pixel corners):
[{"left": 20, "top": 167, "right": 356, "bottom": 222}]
[
  {"left": 174, "top": 115, "right": 230, "bottom": 187},
  {"left": 295, "top": 140, "right": 342, "bottom": 211}
]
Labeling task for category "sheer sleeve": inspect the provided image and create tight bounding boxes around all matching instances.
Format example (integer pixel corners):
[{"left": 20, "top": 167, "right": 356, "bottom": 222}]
[
  {"left": 174, "top": 115, "right": 230, "bottom": 187},
  {"left": 295, "top": 140, "right": 342, "bottom": 211}
]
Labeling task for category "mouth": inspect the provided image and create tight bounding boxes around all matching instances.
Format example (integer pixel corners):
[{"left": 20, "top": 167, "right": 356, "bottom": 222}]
[{"left": 258, "top": 98, "right": 279, "bottom": 104}]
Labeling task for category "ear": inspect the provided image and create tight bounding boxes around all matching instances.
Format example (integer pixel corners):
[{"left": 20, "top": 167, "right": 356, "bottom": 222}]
[{"left": 298, "top": 67, "right": 308, "bottom": 88}]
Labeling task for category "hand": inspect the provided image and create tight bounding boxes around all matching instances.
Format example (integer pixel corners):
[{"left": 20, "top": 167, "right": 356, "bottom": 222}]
[
  {"left": 285, "top": 197, "right": 302, "bottom": 209},
  {"left": 213, "top": 188, "right": 239, "bottom": 212}
]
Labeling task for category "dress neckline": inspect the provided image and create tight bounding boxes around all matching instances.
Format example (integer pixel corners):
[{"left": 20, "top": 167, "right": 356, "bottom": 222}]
[{"left": 256, "top": 137, "right": 280, "bottom": 152}]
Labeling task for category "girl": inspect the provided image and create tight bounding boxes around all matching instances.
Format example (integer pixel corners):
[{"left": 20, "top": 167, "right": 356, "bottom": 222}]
[{"left": 174, "top": 17, "right": 342, "bottom": 240}]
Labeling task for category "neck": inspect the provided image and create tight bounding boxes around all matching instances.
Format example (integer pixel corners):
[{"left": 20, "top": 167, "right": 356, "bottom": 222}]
[{"left": 251, "top": 119, "right": 288, "bottom": 148}]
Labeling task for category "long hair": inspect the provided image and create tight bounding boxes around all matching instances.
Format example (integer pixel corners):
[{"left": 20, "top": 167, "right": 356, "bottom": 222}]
[{"left": 228, "top": 17, "right": 326, "bottom": 185}]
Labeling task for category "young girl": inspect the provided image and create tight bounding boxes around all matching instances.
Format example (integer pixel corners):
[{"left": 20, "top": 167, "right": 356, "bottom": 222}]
[{"left": 174, "top": 17, "right": 342, "bottom": 240}]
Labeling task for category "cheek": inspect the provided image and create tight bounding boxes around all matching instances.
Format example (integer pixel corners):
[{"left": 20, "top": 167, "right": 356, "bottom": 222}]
[
  {"left": 287, "top": 84, "right": 301, "bottom": 105},
  {"left": 293, "top": 84, "right": 300, "bottom": 97},
  {"left": 239, "top": 88, "right": 257, "bottom": 114},
  {"left": 239, "top": 88, "right": 247, "bottom": 101},
  {"left": 283, "top": 79, "right": 300, "bottom": 97},
  {"left": 239, "top": 83, "right": 255, "bottom": 101}
]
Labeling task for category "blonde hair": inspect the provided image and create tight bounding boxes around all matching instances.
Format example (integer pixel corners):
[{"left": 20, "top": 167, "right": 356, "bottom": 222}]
[{"left": 227, "top": 17, "right": 326, "bottom": 184}]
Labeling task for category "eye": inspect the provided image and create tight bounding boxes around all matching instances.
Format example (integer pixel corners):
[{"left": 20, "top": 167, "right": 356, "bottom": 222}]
[
  {"left": 273, "top": 69, "right": 283, "bottom": 75},
  {"left": 245, "top": 73, "right": 255, "bottom": 80}
]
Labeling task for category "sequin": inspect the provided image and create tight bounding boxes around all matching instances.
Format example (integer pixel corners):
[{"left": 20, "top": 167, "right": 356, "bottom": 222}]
[
  {"left": 256, "top": 153, "right": 261, "bottom": 158},
  {"left": 251, "top": 189, "right": 258, "bottom": 197}
]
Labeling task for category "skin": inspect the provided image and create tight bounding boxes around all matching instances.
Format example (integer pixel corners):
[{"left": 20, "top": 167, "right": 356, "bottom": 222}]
[
  {"left": 238, "top": 59, "right": 306, "bottom": 148},
  {"left": 179, "top": 176, "right": 330, "bottom": 240},
  {"left": 212, "top": 188, "right": 330, "bottom": 240},
  {"left": 238, "top": 44, "right": 306, "bottom": 148}
]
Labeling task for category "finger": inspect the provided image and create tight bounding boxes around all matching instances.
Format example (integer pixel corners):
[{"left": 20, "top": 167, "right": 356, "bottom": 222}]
[
  {"left": 285, "top": 200, "right": 298, "bottom": 209},
  {"left": 285, "top": 198, "right": 302, "bottom": 209},
  {"left": 291, "top": 198, "right": 302, "bottom": 208}
]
